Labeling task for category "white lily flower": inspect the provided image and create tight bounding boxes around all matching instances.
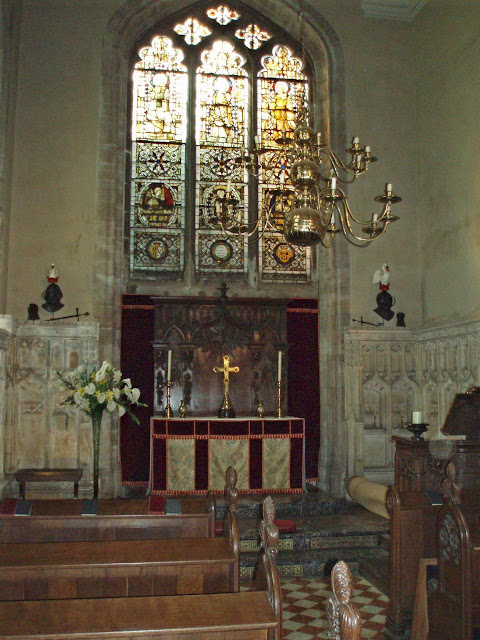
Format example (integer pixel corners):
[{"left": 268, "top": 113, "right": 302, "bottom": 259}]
[
  {"left": 118, "top": 405, "right": 126, "bottom": 417},
  {"left": 122, "top": 378, "right": 132, "bottom": 389},
  {"left": 107, "top": 400, "right": 116, "bottom": 412},
  {"left": 84, "top": 383, "right": 96, "bottom": 395},
  {"left": 95, "top": 361, "right": 110, "bottom": 382},
  {"left": 131, "top": 388, "right": 141, "bottom": 403},
  {"left": 113, "top": 387, "right": 120, "bottom": 400},
  {"left": 74, "top": 391, "right": 84, "bottom": 405},
  {"left": 113, "top": 370, "right": 122, "bottom": 384},
  {"left": 96, "top": 392, "right": 106, "bottom": 404}
]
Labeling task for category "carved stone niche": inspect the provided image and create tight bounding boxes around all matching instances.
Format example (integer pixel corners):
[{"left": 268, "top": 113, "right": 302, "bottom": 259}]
[{"left": 151, "top": 292, "right": 288, "bottom": 417}]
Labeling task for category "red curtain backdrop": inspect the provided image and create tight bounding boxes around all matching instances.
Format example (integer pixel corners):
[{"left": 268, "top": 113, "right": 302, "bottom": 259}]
[
  {"left": 120, "top": 295, "right": 320, "bottom": 486},
  {"left": 286, "top": 299, "right": 320, "bottom": 482},
  {"left": 120, "top": 296, "right": 155, "bottom": 485}
]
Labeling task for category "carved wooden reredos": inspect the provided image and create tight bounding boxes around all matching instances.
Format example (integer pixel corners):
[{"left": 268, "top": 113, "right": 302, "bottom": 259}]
[{"left": 152, "top": 286, "right": 288, "bottom": 416}]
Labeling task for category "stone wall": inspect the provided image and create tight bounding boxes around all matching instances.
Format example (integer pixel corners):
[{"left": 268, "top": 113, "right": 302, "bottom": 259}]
[
  {"left": 0, "top": 318, "right": 106, "bottom": 498},
  {"left": 345, "top": 318, "right": 480, "bottom": 484}
]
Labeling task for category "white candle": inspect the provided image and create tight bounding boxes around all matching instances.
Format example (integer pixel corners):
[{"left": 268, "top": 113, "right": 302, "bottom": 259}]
[
  {"left": 372, "top": 213, "right": 378, "bottom": 222},
  {"left": 412, "top": 411, "right": 422, "bottom": 424},
  {"left": 386, "top": 183, "right": 393, "bottom": 192},
  {"left": 365, "top": 145, "right": 371, "bottom": 153},
  {"left": 167, "top": 350, "right": 172, "bottom": 382},
  {"left": 331, "top": 177, "right": 337, "bottom": 190},
  {"left": 353, "top": 136, "right": 359, "bottom": 144},
  {"left": 317, "top": 132, "right": 322, "bottom": 145},
  {"left": 279, "top": 173, "right": 285, "bottom": 186},
  {"left": 278, "top": 351, "right": 282, "bottom": 383},
  {"left": 254, "top": 135, "right": 260, "bottom": 146}
]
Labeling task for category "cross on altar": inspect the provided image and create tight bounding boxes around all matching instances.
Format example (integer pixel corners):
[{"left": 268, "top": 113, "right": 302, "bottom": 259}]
[{"left": 213, "top": 354, "right": 239, "bottom": 418}]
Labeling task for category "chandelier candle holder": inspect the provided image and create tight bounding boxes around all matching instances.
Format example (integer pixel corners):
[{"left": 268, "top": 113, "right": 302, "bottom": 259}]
[{"left": 235, "top": 121, "right": 402, "bottom": 248}]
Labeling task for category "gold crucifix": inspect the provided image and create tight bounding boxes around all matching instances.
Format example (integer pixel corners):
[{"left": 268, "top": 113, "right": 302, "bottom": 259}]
[{"left": 213, "top": 354, "right": 239, "bottom": 418}]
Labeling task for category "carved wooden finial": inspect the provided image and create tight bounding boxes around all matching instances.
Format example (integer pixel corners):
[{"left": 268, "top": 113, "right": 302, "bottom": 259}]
[
  {"left": 326, "top": 561, "right": 362, "bottom": 640},
  {"left": 260, "top": 496, "right": 279, "bottom": 555},
  {"left": 440, "top": 461, "right": 462, "bottom": 504},
  {"left": 224, "top": 466, "right": 238, "bottom": 512}
]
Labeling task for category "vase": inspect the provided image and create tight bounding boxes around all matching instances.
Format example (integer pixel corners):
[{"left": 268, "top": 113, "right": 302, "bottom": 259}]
[{"left": 91, "top": 410, "right": 103, "bottom": 499}]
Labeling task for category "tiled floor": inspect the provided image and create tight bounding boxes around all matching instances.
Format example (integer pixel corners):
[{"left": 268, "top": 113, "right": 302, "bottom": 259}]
[{"left": 280, "top": 575, "right": 388, "bottom": 640}]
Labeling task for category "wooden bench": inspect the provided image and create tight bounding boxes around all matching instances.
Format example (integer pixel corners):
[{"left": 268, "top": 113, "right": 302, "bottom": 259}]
[
  {"left": 0, "top": 496, "right": 282, "bottom": 640},
  {"left": 0, "top": 499, "right": 238, "bottom": 600},
  {"left": 428, "top": 496, "right": 480, "bottom": 640},
  {"left": 13, "top": 468, "right": 82, "bottom": 499},
  {"left": 0, "top": 495, "right": 215, "bottom": 543}
]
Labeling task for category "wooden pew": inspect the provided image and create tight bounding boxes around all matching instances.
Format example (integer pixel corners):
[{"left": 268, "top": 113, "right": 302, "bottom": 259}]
[
  {"left": 428, "top": 496, "right": 480, "bottom": 640},
  {"left": 0, "top": 498, "right": 238, "bottom": 600},
  {"left": 0, "top": 496, "right": 282, "bottom": 640},
  {"left": 326, "top": 560, "right": 362, "bottom": 640},
  {"left": 0, "top": 494, "right": 215, "bottom": 543}
]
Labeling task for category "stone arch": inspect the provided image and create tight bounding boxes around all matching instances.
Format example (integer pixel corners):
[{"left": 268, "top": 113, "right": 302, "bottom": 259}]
[{"left": 95, "top": 0, "right": 349, "bottom": 495}]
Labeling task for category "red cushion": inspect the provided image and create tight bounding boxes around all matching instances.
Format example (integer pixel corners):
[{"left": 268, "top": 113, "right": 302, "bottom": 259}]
[
  {"left": 215, "top": 518, "right": 296, "bottom": 535},
  {"left": 148, "top": 496, "right": 166, "bottom": 514}
]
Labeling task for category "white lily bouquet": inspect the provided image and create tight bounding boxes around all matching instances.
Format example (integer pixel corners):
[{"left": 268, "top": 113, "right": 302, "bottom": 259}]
[
  {"left": 57, "top": 360, "right": 144, "bottom": 423},
  {"left": 57, "top": 360, "right": 146, "bottom": 498}
]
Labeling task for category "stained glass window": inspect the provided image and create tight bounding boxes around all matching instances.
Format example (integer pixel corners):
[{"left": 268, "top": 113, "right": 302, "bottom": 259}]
[
  {"left": 174, "top": 18, "right": 211, "bottom": 45},
  {"left": 129, "top": 6, "right": 313, "bottom": 283},
  {"left": 196, "top": 40, "right": 248, "bottom": 274},
  {"left": 257, "top": 45, "right": 310, "bottom": 282},
  {"left": 235, "top": 24, "right": 271, "bottom": 50},
  {"left": 207, "top": 5, "right": 240, "bottom": 25},
  {"left": 131, "top": 36, "right": 187, "bottom": 275}
]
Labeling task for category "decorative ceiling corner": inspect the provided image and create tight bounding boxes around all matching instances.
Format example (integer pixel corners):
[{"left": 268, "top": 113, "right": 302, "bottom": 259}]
[{"left": 360, "top": 0, "right": 428, "bottom": 21}]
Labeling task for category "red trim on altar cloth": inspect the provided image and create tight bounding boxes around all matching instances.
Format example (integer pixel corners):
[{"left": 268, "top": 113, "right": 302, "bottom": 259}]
[{"left": 150, "top": 417, "right": 305, "bottom": 495}]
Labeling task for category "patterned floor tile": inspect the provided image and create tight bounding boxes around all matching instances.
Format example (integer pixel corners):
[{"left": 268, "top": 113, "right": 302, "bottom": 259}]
[{"left": 280, "top": 575, "right": 387, "bottom": 640}]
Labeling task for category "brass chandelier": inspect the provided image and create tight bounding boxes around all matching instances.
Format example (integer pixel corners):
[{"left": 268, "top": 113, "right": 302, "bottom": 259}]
[
  {"left": 203, "top": 0, "right": 401, "bottom": 249},
  {"left": 205, "top": 111, "right": 401, "bottom": 249}
]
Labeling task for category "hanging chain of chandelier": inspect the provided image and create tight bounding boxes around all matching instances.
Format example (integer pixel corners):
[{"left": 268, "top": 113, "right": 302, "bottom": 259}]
[{"left": 205, "top": 109, "right": 401, "bottom": 249}]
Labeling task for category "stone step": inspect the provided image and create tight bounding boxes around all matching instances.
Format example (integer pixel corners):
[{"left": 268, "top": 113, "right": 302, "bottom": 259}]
[
  {"left": 240, "top": 546, "right": 386, "bottom": 580},
  {"left": 380, "top": 532, "right": 389, "bottom": 552},
  {"left": 215, "top": 492, "right": 351, "bottom": 519},
  {"left": 359, "top": 552, "right": 390, "bottom": 595}
]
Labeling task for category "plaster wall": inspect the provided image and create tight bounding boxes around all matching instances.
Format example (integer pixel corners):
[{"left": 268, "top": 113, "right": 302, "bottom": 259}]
[
  {"left": 6, "top": 0, "right": 419, "bottom": 324},
  {"left": 414, "top": 0, "right": 480, "bottom": 326}
]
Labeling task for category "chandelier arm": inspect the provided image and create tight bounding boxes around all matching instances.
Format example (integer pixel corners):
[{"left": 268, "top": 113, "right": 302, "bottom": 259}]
[
  {"left": 343, "top": 199, "right": 383, "bottom": 227},
  {"left": 336, "top": 205, "right": 375, "bottom": 246}
]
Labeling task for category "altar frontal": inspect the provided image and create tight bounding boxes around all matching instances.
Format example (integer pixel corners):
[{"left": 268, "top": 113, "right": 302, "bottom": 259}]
[{"left": 151, "top": 417, "right": 305, "bottom": 494}]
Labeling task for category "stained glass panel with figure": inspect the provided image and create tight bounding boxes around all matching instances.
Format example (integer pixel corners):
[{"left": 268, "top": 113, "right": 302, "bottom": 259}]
[
  {"left": 131, "top": 36, "right": 187, "bottom": 274},
  {"left": 257, "top": 44, "right": 310, "bottom": 281},
  {"left": 195, "top": 40, "right": 249, "bottom": 275}
]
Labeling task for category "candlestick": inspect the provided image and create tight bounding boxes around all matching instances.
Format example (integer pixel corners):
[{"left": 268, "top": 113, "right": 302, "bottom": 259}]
[
  {"left": 278, "top": 351, "right": 282, "bottom": 383},
  {"left": 277, "top": 380, "right": 283, "bottom": 418},
  {"left": 167, "top": 350, "right": 172, "bottom": 382},
  {"left": 164, "top": 381, "right": 173, "bottom": 418}
]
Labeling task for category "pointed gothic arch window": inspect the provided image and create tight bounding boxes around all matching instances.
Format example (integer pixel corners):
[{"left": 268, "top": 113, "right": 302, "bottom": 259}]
[{"left": 129, "top": 2, "right": 312, "bottom": 283}]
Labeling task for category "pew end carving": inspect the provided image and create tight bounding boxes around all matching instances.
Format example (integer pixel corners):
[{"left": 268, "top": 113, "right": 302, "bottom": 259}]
[
  {"left": 326, "top": 560, "right": 362, "bottom": 640},
  {"left": 253, "top": 495, "right": 282, "bottom": 640},
  {"left": 428, "top": 497, "right": 480, "bottom": 640},
  {"left": 223, "top": 467, "right": 240, "bottom": 591}
]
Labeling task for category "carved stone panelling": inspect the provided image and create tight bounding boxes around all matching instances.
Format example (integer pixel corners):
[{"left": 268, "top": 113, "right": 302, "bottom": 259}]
[
  {"left": 0, "top": 318, "right": 100, "bottom": 498},
  {"left": 345, "top": 319, "right": 480, "bottom": 484}
]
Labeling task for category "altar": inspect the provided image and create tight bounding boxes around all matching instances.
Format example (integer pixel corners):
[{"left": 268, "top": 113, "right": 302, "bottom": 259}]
[{"left": 150, "top": 417, "right": 305, "bottom": 495}]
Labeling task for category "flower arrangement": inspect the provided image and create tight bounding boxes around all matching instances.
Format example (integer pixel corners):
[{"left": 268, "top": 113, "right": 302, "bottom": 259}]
[
  {"left": 57, "top": 360, "right": 145, "bottom": 498},
  {"left": 57, "top": 360, "right": 144, "bottom": 423}
]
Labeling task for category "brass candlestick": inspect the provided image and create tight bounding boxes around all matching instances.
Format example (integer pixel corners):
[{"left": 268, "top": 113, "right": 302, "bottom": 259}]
[
  {"left": 277, "top": 380, "right": 283, "bottom": 418},
  {"left": 164, "top": 381, "right": 173, "bottom": 418}
]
